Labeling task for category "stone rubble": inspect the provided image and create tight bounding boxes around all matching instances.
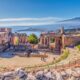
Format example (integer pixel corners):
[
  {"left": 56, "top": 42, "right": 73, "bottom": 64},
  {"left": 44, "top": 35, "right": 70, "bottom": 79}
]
[{"left": 0, "top": 67, "right": 79, "bottom": 80}]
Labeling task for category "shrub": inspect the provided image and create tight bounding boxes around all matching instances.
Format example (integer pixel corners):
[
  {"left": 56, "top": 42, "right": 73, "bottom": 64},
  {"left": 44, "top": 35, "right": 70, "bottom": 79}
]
[{"left": 76, "top": 45, "right": 80, "bottom": 51}]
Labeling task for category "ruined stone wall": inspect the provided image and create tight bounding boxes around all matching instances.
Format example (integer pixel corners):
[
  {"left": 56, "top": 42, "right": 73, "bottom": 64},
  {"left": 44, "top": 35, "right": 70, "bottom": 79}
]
[
  {"left": 63, "top": 35, "right": 80, "bottom": 47},
  {"left": 0, "top": 32, "right": 9, "bottom": 44}
]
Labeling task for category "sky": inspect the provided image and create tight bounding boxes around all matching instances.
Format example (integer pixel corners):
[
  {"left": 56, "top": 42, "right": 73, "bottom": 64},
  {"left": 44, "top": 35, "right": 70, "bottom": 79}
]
[{"left": 0, "top": 0, "right": 80, "bottom": 26}]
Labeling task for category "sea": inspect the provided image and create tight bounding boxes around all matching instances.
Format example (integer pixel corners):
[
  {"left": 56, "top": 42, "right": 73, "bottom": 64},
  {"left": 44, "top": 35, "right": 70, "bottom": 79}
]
[{"left": 1, "top": 22, "right": 80, "bottom": 37}]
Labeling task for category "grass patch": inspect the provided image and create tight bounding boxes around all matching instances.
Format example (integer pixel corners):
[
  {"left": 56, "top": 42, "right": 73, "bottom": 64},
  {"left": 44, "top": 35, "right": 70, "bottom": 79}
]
[
  {"left": 76, "top": 45, "right": 80, "bottom": 51},
  {"left": 54, "top": 50, "right": 70, "bottom": 63}
]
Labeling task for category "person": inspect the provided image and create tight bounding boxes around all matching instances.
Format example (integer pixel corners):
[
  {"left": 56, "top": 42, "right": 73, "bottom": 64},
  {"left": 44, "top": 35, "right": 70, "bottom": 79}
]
[
  {"left": 26, "top": 42, "right": 32, "bottom": 57},
  {"left": 41, "top": 52, "right": 47, "bottom": 62},
  {"left": 27, "top": 49, "right": 32, "bottom": 57}
]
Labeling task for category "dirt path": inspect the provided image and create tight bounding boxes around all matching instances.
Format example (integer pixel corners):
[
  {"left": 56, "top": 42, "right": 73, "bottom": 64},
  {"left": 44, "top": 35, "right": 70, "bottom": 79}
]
[{"left": 0, "top": 52, "right": 58, "bottom": 69}]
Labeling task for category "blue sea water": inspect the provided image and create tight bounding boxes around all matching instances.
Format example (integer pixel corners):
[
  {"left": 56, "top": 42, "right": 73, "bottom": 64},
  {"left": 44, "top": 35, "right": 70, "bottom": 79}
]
[{"left": 1, "top": 22, "right": 80, "bottom": 37}]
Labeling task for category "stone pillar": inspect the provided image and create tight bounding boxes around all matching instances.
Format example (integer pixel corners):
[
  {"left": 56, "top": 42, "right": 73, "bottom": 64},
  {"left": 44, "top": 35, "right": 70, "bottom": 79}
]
[
  {"left": 41, "top": 37, "right": 45, "bottom": 46},
  {"left": 47, "top": 37, "right": 50, "bottom": 46},
  {"left": 47, "top": 37, "right": 48, "bottom": 45},
  {"left": 61, "top": 27, "right": 64, "bottom": 34},
  {"left": 40, "top": 37, "right": 42, "bottom": 44},
  {"left": 44, "top": 37, "right": 46, "bottom": 46},
  {"left": 62, "top": 34, "right": 65, "bottom": 49}
]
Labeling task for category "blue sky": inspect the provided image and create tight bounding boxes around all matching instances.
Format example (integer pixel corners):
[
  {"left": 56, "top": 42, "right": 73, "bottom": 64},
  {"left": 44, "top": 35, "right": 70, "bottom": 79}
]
[{"left": 0, "top": 0, "right": 80, "bottom": 26}]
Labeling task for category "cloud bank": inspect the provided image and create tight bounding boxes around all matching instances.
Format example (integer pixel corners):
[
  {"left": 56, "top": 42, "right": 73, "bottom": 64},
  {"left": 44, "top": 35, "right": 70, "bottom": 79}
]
[{"left": 0, "top": 17, "right": 62, "bottom": 27}]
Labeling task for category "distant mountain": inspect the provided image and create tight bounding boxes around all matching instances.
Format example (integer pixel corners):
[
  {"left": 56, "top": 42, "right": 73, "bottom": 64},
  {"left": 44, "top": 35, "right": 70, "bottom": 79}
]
[
  {"left": 4, "top": 17, "right": 80, "bottom": 33},
  {"left": 60, "top": 17, "right": 80, "bottom": 22},
  {"left": 17, "top": 27, "right": 47, "bottom": 32}
]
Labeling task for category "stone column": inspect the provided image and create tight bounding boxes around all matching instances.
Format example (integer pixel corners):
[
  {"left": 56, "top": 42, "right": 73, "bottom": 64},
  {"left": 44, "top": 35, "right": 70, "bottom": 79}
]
[
  {"left": 62, "top": 34, "right": 65, "bottom": 49},
  {"left": 44, "top": 37, "right": 46, "bottom": 46}
]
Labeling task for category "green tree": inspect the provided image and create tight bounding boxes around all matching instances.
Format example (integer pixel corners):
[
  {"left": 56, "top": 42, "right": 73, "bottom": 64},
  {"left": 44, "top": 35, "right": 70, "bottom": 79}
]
[
  {"left": 50, "top": 38, "right": 55, "bottom": 43},
  {"left": 27, "top": 34, "right": 38, "bottom": 44}
]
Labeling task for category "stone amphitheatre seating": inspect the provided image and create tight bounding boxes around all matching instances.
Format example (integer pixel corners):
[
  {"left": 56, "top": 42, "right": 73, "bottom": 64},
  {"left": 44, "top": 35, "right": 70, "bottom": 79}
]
[{"left": 14, "top": 52, "right": 48, "bottom": 58}]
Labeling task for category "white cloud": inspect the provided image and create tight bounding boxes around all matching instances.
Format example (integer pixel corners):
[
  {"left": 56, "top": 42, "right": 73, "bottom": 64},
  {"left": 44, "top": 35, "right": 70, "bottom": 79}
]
[
  {"left": 0, "top": 17, "right": 62, "bottom": 21},
  {"left": 0, "top": 17, "right": 62, "bottom": 26}
]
